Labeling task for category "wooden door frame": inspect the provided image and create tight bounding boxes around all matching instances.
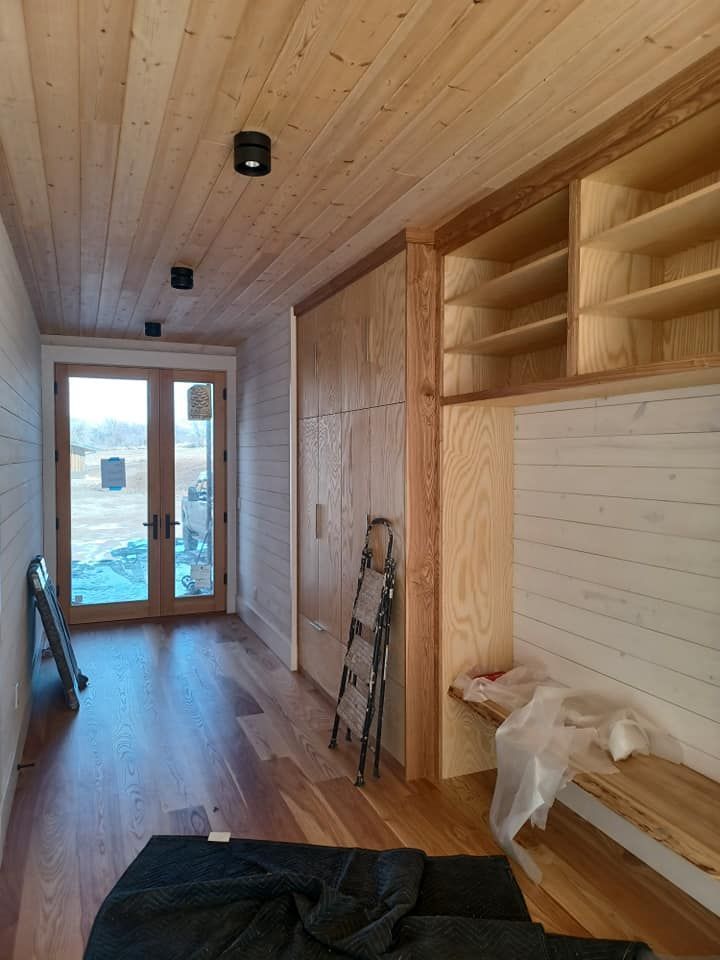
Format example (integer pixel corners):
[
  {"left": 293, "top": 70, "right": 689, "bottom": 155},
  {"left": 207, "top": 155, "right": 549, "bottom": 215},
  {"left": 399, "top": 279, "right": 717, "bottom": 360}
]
[
  {"left": 158, "top": 369, "right": 227, "bottom": 616},
  {"left": 54, "top": 364, "right": 227, "bottom": 623}
]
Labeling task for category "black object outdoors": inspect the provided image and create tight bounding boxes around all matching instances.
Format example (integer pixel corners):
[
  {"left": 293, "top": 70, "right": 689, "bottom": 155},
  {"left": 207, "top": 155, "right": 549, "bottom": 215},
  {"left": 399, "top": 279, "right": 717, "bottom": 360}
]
[
  {"left": 330, "top": 517, "right": 395, "bottom": 786},
  {"left": 170, "top": 265, "right": 194, "bottom": 290},
  {"left": 83, "top": 836, "right": 652, "bottom": 960},
  {"left": 144, "top": 320, "right": 162, "bottom": 338},
  {"left": 234, "top": 130, "right": 271, "bottom": 177},
  {"left": 27, "top": 556, "right": 88, "bottom": 710}
]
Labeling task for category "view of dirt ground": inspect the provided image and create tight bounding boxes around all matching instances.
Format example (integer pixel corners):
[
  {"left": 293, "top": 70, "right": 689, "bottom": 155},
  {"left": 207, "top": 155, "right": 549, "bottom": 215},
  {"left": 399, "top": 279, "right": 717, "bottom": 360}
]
[{"left": 70, "top": 444, "right": 214, "bottom": 605}]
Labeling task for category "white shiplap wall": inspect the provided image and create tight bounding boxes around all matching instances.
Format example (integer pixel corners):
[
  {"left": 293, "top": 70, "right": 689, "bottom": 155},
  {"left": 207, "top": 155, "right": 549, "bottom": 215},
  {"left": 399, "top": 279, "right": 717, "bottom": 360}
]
[
  {"left": 513, "top": 385, "right": 720, "bottom": 783},
  {"left": 0, "top": 213, "right": 43, "bottom": 862},
  {"left": 236, "top": 316, "right": 292, "bottom": 666}
]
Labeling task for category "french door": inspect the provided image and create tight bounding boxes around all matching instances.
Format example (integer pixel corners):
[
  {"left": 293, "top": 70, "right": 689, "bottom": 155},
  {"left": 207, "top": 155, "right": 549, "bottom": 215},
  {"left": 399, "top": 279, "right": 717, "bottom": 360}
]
[{"left": 55, "top": 365, "right": 226, "bottom": 624}]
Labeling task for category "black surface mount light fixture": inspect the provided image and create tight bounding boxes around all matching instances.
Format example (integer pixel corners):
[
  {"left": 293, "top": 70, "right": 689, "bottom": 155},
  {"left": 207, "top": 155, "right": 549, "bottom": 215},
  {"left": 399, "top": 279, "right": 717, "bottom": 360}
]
[
  {"left": 234, "top": 131, "right": 271, "bottom": 177},
  {"left": 144, "top": 320, "right": 162, "bottom": 338},
  {"left": 170, "top": 265, "right": 194, "bottom": 290}
]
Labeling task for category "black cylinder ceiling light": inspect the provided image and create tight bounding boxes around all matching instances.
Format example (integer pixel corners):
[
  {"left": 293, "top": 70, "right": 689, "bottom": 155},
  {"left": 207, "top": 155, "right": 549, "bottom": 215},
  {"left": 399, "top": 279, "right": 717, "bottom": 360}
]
[
  {"left": 170, "top": 265, "right": 194, "bottom": 290},
  {"left": 234, "top": 131, "right": 271, "bottom": 177}
]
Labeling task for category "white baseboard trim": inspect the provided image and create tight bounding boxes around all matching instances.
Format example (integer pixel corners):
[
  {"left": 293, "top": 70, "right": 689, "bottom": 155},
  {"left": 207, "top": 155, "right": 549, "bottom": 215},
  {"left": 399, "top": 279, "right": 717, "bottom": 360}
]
[
  {"left": 236, "top": 596, "right": 292, "bottom": 669},
  {"left": 0, "top": 699, "right": 32, "bottom": 869},
  {"left": 559, "top": 783, "right": 720, "bottom": 918}
]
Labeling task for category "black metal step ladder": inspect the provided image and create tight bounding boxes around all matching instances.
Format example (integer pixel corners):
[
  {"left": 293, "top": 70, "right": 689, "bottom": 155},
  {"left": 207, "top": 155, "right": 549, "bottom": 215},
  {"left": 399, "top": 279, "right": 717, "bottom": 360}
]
[{"left": 329, "top": 518, "right": 396, "bottom": 786}]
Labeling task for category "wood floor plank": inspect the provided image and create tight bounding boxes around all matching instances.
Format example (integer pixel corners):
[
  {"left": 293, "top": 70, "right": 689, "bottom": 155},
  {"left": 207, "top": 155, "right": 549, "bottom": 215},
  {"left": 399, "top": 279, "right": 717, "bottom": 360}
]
[{"left": 0, "top": 613, "right": 719, "bottom": 958}]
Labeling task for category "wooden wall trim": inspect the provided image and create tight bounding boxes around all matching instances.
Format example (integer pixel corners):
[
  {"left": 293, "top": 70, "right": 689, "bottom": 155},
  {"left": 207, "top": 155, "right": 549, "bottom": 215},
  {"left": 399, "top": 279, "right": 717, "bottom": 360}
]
[
  {"left": 404, "top": 238, "right": 440, "bottom": 781},
  {"left": 436, "top": 49, "right": 720, "bottom": 255},
  {"left": 294, "top": 228, "right": 438, "bottom": 317}
]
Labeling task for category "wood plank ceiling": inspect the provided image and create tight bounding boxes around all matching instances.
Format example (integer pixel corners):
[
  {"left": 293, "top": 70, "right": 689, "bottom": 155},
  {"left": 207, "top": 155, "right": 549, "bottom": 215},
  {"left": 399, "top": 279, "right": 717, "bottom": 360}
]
[{"left": 0, "top": 1, "right": 718, "bottom": 345}]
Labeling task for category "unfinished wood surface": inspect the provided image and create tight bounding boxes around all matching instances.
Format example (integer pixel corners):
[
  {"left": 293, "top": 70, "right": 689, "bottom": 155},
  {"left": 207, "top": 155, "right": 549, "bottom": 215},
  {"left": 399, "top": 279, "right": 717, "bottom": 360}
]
[
  {"left": 297, "top": 417, "right": 318, "bottom": 626},
  {"left": 513, "top": 386, "right": 720, "bottom": 782},
  {"left": 237, "top": 316, "right": 293, "bottom": 664},
  {"left": 440, "top": 355, "right": 720, "bottom": 408},
  {"left": 446, "top": 315, "right": 568, "bottom": 357},
  {"left": 340, "top": 408, "right": 371, "bottom": 661},
  {"left": 584, "top": 180, "right": 720, "bottom": 256},
  {"left": 3, "top": 616, "right": 720, "bottom": 956},
  {"left": 440, "top": 405, "right": 513, "bottom": 778},
  {"left": 2, "top": 5, "right": 720, "bottom": 341},
  {"left": 404, "top": 240, "right": 440, "bottom": 781},
  {"left": 296, "top": 310, "right": 318, "bottom": 420},
  {"left": 586, "top": 268, "right": 720, "bottom": 321},
  {"left": 448, "top": 689, "right": 720, "bottom": 878},
  {"left": 317, "top": 413, "right": 341, "bottom": 640},
  {"left": 453, "top": 191, "right": 569, "bottom": 262},
  {"left": 0, "top": 211, "right": 43, "bottom": 864},
  {"left": 447, "top": 247, "right": 568, "bottom": 309}
]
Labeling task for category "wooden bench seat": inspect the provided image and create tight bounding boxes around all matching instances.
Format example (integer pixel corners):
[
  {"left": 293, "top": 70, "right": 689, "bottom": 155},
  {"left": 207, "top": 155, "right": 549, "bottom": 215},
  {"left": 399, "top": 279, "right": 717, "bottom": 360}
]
[{"left": 448, "top": 686, "right": 720, "bottom": 879}]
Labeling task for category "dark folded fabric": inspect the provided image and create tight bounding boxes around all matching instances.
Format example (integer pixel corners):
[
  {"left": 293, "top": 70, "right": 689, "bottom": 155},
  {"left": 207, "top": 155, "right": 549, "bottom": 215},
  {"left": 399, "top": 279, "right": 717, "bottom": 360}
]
[{"left": 84, "top": 836, "right": 648, "bottom": 959}]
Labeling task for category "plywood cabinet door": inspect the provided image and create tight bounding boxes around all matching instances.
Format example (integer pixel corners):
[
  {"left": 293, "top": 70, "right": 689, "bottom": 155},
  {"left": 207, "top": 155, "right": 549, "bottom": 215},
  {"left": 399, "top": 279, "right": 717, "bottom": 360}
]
[
  {"left": 298, "top": 417, "right": 319, "bottom": 622},
  {"left": 297, "top": 312, "right": 318, "bottom": 420},
  {"left": 341, "top": 408, "right": 371, "bottom": 636},
  {"left": 370, "top": 253, "right": 406, "bottom": 406},
  {"left": 316, "top": 298, "right": 342, "bottom": 416},
  {"left": 341, "top": 274, "right": 373, "bottom": 412},
  {"left": 317, "top": 414, "right": 342, "bottom": 639},
  {"left": 370, "top": 402, "right": 405, "bottom": 683}
]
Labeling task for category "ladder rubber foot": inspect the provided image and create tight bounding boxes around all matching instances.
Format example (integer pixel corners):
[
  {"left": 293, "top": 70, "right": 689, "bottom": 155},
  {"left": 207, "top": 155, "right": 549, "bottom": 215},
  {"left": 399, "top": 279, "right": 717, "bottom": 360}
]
[
  {"left": 373, "top": 769, "right": 380, "bottom": 779},
  {"left": 355, "top": 775, "right": 365, "bottom": 787},
  {"left": 328, "top": 740, "right": 337, "bottom": 749}
]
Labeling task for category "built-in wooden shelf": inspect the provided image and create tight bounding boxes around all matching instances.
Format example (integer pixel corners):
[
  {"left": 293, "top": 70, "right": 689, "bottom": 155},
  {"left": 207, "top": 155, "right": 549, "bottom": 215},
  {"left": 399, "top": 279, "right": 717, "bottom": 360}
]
[
  {"left": 447, "top": 247, "right": 568, "bottom": 309},
  {"left": 445, "top": 314, "right": 567, "bottom": 357},
  {"left": 584, "top": 267, "right": 720, "bottom": 322},
  {"left": 584, "top": 181, "right": 720, "bottom": 256},
  {"left": 441, "top": 354, "right": 720, "bottom": 407},
  {"left": 449, "top": 687, "right": 720, "bottom": 877}
]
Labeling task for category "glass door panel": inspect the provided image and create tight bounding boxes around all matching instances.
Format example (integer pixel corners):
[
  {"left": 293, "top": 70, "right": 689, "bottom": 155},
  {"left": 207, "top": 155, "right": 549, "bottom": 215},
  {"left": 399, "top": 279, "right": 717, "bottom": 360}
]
[
  {"left": 173, "top": 380, "right": 215, "bottom": 599},
  {"left": 68, "top": 375, "right": 150, "bottom": 608}
]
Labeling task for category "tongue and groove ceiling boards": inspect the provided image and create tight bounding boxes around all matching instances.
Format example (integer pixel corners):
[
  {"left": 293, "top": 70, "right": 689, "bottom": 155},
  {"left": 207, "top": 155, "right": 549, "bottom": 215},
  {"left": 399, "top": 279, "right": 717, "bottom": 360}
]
[{"left": 0, "top": 1, "right": 718, "bottom": 344}]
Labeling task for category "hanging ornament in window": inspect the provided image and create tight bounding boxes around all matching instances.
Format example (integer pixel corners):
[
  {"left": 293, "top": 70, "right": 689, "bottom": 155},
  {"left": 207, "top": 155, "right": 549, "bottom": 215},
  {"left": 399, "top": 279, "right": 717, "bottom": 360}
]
[{"left": 187, "top": 384, "right": 212, "bottom": 420}]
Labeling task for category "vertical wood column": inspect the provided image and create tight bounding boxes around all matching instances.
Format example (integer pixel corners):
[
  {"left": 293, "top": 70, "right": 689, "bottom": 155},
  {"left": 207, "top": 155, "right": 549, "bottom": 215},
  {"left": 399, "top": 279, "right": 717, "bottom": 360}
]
[{"left": 404, "top": 236, "right": 441, "bottom": 781}]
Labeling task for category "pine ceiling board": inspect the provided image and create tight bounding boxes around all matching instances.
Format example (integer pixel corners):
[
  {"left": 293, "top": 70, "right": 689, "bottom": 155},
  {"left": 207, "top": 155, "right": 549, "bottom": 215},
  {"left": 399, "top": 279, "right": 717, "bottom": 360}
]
[
  {"left": 78, "top": 0, "right": 134, "bottom": 334},
  {"left": 227, "top": 3, "right": 719, "bottom": 331},
  {"left": 109, "top": 0, "right": 249, "bottom": 338},
  {"left": 167, "top": 0, "right": 416, "bottom": 334},
  {"left": 93, "top": 0, "right": 193, "bottom": 334},
  {"left": 24, "top": 0, "right": 81, "bottom": 330},
  {"left": 406, "top": 0, "right": 718, "bottom": 191},
  {"left": 0, "top": 142, "right": 44, "bottom": 325},
  {"left": 0, "top": 0, "right": 63, "bottom": 330}
]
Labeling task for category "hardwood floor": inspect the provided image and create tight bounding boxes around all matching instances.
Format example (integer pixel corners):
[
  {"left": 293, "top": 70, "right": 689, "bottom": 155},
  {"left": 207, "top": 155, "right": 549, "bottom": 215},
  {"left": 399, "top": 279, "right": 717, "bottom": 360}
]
[{"left": 0, "top": 614, "right": 718, "bottom": 958}]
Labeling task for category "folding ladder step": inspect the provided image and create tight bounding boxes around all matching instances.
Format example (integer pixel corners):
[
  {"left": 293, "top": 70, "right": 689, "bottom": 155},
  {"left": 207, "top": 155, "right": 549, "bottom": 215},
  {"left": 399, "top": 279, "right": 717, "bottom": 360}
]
[
  {"left": 337, "top": 683, "right": 370, "bottom": 739},
  {"left": 344, "top": 636, "right": 374, "bottom": 684}
]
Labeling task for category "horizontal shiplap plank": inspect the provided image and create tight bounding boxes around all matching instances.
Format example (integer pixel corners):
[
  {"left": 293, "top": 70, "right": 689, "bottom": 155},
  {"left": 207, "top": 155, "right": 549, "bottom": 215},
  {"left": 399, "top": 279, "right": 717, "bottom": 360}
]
[
  {"left": 514, "top": 515, "right": 720, "bottom": 577},
  {"left": 513, "top": 563, "right": 720, "bottom": 650},
  {"left": 514, "top": 490, "right": 720, "bottom": 541},
  {"left": 515, "top": 433, "right": 720, "bottom": 468},
  {"left": 514, "top": 394, "right": 720, "bottom": 439},
  {"left": 514, "top": 539, "right": 720, "bottom": 614},
  {"left": 514, "top": 464, "right": 720, "bottom": 504}
]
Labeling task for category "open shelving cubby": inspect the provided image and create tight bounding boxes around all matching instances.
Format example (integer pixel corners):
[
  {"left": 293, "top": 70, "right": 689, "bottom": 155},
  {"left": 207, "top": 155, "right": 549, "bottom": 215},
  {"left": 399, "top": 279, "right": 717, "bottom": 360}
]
[
  {"left": 443, "top": 189, "right": 570, "bottom": 398},
  {"left": 576, "top": 100, "right": 720, "bottom": 375}
]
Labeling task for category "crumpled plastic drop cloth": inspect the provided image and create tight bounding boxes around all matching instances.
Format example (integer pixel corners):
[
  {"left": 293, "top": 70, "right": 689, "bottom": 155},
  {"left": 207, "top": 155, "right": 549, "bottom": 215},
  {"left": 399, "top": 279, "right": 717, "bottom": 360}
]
[{"left": 454, "top": 664, "right": 683, "bottom": 883}]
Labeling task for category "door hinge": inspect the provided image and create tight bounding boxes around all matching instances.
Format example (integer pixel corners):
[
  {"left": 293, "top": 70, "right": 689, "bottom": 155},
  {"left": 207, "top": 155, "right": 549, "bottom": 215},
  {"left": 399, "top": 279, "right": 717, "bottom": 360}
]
[
  {"left": 223, "top": 511, "right": 227, "bottom": 524},
  {"left": 223, "top": 449, "right": 227, "bottom": 463},
  {"left": 53, "top": 380, "right": 58, "bottom": 396},
  {"left": 54, "top": 449, "right": 59, "bottom": 463},
  {"left": 223, "top": 573, "right": 228, "bottom": 586},
  {"left": 222, "top": 387, "right": 227, "bottom": 401}
]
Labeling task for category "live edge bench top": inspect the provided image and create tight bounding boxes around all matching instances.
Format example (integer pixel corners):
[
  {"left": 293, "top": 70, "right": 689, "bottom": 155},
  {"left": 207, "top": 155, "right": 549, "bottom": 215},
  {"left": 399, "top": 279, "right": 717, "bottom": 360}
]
[{"left": 448, "top": 686, "right": 720, "bottom": 879}]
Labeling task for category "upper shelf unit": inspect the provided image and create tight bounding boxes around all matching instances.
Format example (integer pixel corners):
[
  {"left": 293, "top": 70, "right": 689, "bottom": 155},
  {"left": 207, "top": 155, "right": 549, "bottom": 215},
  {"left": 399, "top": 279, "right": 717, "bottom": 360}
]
[
  {"left": 576, "top": 100, "right": 720, "bottom": 377},
  {"left": 443, "top": 189, "right": 570, "bottom": 398},
  {"left": 441, "top": 100, "right": 720, "bottom": 402}
]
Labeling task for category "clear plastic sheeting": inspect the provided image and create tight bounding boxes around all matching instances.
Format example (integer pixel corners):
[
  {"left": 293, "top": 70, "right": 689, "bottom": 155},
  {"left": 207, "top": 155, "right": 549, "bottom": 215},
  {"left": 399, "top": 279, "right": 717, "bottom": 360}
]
[{"left": 455, "top": 664, "right": 683, "bottom": 883}]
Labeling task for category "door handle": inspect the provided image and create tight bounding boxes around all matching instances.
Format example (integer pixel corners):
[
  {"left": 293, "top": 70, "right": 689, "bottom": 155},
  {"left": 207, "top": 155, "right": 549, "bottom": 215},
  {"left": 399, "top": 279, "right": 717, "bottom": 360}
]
[
  {"left": 308, "top": 620, "right": 325, "bottom": 632},
  {"left": 143, "top": 514, "right": 159, "bottom": 539},
  {"left": 165, "top": 513, "right": 180, "bottom": 540}
]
